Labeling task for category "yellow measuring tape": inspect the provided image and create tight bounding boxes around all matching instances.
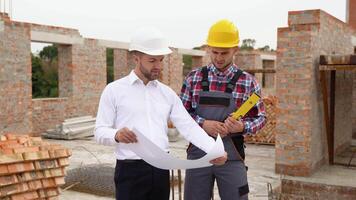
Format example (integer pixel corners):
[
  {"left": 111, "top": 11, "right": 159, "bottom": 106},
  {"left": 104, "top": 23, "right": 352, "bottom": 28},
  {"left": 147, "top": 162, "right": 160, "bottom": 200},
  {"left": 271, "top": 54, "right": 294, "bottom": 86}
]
[{"left": 230, "top": 93, "right": 260, "bottom": 120}]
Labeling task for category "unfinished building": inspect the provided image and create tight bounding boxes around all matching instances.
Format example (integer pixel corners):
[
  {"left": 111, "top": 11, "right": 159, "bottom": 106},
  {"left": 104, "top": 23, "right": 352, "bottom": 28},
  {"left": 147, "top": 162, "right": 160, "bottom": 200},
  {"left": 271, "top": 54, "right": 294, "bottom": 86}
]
[{"left": 1, "top": 0, "right": 356, "bottom": 199}]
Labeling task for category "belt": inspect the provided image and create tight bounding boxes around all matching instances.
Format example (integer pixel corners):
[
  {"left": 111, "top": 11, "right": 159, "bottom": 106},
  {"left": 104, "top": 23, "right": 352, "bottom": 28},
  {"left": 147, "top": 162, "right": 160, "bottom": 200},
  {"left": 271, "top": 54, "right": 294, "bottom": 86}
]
[{"left": 117, "top": 159, "right": 145, "bottom": 164}]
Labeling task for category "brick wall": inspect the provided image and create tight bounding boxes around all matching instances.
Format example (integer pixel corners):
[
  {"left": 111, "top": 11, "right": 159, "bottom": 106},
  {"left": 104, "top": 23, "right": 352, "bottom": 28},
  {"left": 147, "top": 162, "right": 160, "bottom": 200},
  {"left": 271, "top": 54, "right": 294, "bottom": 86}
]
[
  {"left": 354, "top": 72, "right": 356, "bottom": 138},
  {"left": 279, "top": 179, "right": 356, "bottom": 199},
  {"left": 31, "top": 98, "right": 67, "bottom": 135},
  {"left": 276, "top": 9, "right": 354, "bottom": 176},
  {"left": 235, "top": 51, "right": 263, "bottom": 86},
  {"left": 0, "top": 18, "right": 32, "bottom": 135},
  {"left": 65, "top": 39, "right": 106, "bottom": 118},
  {"left": 162, "top": 48, "right": 183, "bottom": 93},
  {"left": 113, "top": 49, "right": 135, "bottom": 80},
  {"left": 347, "top": 0, "right": 356, "bottom": 30}
]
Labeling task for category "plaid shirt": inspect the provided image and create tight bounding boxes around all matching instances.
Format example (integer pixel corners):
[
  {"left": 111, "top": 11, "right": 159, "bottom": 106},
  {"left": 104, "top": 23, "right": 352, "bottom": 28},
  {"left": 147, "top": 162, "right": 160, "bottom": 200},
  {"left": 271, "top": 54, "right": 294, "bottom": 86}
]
[{"left": 180, "top": 63, "right": 266, "bottom": 135}]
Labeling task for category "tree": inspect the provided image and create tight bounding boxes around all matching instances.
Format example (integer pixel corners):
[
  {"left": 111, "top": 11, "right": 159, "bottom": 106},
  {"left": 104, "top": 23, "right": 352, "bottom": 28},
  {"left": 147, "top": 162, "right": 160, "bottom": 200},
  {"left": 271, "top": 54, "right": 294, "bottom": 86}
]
[
  {"left": 258, "top": 45, "right": 270, "bottom": 52},
  {"left": 240, "top": 39, "right": 256, "bottom": 51},
  {"left": 32, "top": 45, "right": 59, "bottom": 98},
  {"left": 106, "top": 48, "right": 114, "bottom": 84}
]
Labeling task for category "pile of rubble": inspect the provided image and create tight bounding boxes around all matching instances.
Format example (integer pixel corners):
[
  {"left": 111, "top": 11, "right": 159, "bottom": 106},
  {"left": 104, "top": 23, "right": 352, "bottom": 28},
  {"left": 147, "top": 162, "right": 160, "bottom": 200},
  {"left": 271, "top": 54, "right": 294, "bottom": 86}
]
[
  {"left": 43, "top": 116, "right": 95, "bottom": 140},
  {"left": 0, "top": 134, "right": 71, "bottom": 200}
]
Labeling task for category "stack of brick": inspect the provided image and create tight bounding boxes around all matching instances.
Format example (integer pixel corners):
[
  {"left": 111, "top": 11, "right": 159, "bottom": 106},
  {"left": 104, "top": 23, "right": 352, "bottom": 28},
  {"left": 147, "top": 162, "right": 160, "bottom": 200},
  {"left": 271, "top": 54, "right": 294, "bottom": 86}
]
[
  {"left": 0, "top": 134, "right": 71, "bottom": 200},
  {"left": 245, "top": 96, "right": 278, "bottom": 144}
]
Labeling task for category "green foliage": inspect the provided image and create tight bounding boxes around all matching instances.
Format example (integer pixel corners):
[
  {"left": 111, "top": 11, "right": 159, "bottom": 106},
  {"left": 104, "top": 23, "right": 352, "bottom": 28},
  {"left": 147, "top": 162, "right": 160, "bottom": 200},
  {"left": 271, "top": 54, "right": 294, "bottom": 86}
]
[
  {"left": 183, "top": 54, "right": 192, "bottom": 76},
  {"left": 32, "top": 45, "right": 59, "bottom": 98},
  {"left": 240, "top": 39, "right": 256, "bottom": 51},
  {"left": 106, "top": 48, "right": 114, "bottom": 84}
]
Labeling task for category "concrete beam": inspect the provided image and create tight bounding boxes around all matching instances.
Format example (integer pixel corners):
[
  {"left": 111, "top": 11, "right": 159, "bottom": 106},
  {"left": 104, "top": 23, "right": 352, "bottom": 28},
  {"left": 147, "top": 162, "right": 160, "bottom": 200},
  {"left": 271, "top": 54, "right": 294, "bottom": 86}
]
[
  {"left": 0, "top": 21, "right": 4, "bottom": 32},
  {"left": 31, "top": 31, "right": 84, "bottom": 44},
  {"left": 178, "top": 48, "right": 206, "bottom": 57},
  {"left": 352, "top": 35, "right": 356, "bottom": 46},
  {"left": 98, "top": 39, "right": 129, "bottom": 49},
  {"left": 260, "top": 54, "right": 277, "bottom": 61}
]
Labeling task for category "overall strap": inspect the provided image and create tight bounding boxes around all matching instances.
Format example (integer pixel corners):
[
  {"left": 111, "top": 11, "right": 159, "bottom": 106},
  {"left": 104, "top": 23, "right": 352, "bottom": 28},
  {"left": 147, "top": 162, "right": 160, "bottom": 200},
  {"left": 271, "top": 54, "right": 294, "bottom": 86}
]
[
  {"left": 201, "top": 66, "right": 209, "bottom": 92},
  {"left": 225, "top": 69, "right": 243, "bottom": 93}
]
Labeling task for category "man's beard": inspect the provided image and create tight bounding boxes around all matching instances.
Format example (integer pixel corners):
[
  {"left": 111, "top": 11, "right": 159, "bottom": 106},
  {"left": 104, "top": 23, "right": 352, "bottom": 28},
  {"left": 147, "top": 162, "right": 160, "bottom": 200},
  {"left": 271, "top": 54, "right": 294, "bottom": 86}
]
[{"left": 139, "top": 63, "right": 161, "bottom": 81}]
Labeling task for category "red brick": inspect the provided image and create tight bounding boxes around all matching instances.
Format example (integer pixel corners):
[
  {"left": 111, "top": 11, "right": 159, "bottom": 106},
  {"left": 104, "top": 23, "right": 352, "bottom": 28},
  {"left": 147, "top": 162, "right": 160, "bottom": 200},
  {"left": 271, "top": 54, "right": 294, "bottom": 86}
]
[
  {"left": 0, "top": 183, "right": 28, "bottom": 197},
  {"left": 57, "top": 158, "right": 69, "bottom": 166},
  {"left": 23, "top": 151, "right": 50, "bottom": 161},
  {"left": 0, "top": 140, "right": 19, "bottom": 148},
  {"left": 54, "top": 177, "right": 65, "bottom": 186},
  {"left": 49, "top": 168, "right": 64, "bottom": 177},
  {"left": 0, "top": 148, "right": 14, "bottom": 155},
  {"left": 17, "top": 171, "right": 44, "bottom": 182},
  {"left": 39, "top": 144, "right": 63, "bottom": 151},
  {"left": 0, "top": 135, "right": 7, "bottom": 141},
  {"left": 37, "top": 188, "right": 59, "bottom": 198},
  {"left": 7, "top": 162, "right": 35, "bottom": 173},
  {"left": 0, "top": 153, "right": 24, "bottom": 164},
  {"left": 5, "top": 134, "right": 17, "bottom": 140},
  {"left": 27, "top": 180, "right": 43, "bottom": 190},
  {"left": 30, "top": 137, "right": 42, "bottom": 142},
  {"left": 34, "top": 160, "right": 59, "bottom": 170},
  {"left": 10, "top": 191, "right": 39, "bottom": 200},
  {"left": 41, "top": 178, "right": 56, "bottom": 188},
  {"left": 51, "top": 149, "right": 68, "bottom": 158},
  {"left": 13, "top": 146, "right": 39, "bottom": 154},
  {"left": 0, "top": 165, "right": 9, "bottom": 175},
  {"left": 0, "top": 175, "right": 18, "bottom": 186},
  {"left": 16, "top": 135, "right": 30, "bottom": 146}
]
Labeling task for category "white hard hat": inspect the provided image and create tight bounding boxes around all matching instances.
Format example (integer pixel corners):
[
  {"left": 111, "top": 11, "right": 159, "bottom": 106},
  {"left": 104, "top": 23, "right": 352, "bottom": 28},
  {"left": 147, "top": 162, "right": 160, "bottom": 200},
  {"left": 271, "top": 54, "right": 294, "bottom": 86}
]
[{"left": 129, "top": 27, "right": 172, "bottom": 55}]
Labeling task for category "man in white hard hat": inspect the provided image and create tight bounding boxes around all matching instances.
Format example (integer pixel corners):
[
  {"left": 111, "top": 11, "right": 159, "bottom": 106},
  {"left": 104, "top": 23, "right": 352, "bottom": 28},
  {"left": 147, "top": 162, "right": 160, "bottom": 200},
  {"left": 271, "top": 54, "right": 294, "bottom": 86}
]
[{"left": 95, "top": 27, "right": 227, "bottom": 200}]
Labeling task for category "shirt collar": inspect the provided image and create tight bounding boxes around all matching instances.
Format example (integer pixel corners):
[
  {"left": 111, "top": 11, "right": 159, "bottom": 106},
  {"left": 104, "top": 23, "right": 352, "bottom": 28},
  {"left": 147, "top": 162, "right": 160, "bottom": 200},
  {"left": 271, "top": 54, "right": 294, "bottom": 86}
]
[
  {"left": 207, "top": 63, "right": 238, "bottom": 77},
  {"left": 128, "top": 70, "right": 158, "bottom": 87}
]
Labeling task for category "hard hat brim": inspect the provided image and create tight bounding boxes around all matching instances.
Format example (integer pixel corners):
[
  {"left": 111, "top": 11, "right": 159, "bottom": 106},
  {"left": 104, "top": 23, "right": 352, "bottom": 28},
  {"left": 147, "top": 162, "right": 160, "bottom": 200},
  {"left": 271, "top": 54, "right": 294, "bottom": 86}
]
[
  {"left": 207, "top": 42, "right": 239, "bottom": 48},
  {"left": 129, "top": 47, "right": 172, "bottom": 56}
]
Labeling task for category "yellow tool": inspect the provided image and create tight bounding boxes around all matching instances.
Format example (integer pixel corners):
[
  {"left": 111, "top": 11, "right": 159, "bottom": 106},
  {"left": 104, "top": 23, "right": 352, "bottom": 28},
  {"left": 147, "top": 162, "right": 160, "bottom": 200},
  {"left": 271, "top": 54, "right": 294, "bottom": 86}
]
[{"left": 231, "top": 93, "right": 260, "bottom": 120}]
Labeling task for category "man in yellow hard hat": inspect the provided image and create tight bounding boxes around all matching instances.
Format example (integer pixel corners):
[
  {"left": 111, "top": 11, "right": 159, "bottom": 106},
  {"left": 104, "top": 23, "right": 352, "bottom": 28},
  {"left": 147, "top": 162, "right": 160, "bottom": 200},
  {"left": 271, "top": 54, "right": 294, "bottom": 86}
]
[
  {"left": 180, "top": 19, "right": 266, "bottom": 200},
  {"left": 95, "top": 26, "right": 227, "bottom": 200}
]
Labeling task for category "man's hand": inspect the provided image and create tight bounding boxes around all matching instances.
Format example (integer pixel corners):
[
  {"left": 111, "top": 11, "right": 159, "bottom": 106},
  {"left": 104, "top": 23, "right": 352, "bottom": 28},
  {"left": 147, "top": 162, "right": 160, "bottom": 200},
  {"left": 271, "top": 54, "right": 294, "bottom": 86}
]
[
  {"left": 115, "top": 127, "right": 138, "bottom": 143},
  {"left": 224, "top": 117, "right": 244, "bottom": 133},
  {"left": 209, "top": 152, "right": 227, "bottom": 166},
  {"left": 202, "top": 120, "right": 229, "bottom": 137}
]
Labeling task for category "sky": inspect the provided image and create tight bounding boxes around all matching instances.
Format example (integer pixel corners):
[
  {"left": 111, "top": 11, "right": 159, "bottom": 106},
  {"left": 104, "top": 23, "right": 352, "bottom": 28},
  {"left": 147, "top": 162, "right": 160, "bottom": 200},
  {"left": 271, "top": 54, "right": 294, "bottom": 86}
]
[{"left": 4, "top": 0, "right": 347, "bottom": 50}]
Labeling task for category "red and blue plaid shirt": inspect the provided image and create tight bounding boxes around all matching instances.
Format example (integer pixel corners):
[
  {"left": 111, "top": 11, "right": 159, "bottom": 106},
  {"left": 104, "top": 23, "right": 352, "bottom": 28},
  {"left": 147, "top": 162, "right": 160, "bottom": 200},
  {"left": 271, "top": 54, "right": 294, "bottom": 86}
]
[{"left": 180, "top": 63, "right": 266, "bottom": 135}]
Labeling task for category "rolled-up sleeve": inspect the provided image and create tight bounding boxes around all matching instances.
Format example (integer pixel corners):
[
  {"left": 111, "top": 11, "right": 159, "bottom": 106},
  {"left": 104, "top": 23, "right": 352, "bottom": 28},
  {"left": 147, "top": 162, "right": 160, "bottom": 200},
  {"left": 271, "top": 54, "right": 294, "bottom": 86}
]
[{"left": 95, "top": 85, "right": 119, "bottom": 146}]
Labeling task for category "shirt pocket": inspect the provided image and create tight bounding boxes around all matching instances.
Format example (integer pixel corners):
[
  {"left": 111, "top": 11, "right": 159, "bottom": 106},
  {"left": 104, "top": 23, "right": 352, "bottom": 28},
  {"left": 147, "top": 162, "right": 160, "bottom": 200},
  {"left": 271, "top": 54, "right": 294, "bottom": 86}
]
[{"left": 151, "top": 103, "right": 171, "bottom": 122}]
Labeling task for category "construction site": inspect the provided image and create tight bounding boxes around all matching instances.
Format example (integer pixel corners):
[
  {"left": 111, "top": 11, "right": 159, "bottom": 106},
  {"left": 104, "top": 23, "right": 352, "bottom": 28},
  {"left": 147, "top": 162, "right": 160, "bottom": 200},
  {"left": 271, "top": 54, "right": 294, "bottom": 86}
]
[{"left": 0, "top": 0, "right": 356, "bottom": 199}]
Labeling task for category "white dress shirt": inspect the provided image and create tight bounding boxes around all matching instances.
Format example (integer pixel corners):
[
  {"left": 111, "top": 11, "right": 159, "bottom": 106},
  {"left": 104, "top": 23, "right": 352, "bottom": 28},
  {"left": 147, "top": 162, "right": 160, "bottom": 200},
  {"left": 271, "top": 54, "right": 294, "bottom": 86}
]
[{"left": 95, "top": 70, "right": 216, "bottom": 160}]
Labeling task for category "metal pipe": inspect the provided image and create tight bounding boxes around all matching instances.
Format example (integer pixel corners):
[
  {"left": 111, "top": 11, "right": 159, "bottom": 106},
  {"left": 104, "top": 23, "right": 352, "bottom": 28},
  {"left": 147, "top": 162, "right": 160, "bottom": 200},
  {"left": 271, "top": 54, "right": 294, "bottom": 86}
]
[
  {"left": 171, "top": 170, "right": 175, "bottom": 200},
  {"left": 178, "top": 169, "right": 182, "bottom": 200}
]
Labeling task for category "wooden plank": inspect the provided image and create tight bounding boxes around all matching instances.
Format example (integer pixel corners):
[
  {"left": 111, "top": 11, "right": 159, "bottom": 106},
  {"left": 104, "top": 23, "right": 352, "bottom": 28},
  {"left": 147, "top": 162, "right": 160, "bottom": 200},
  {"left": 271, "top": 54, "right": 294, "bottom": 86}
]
[
  {"left": 329, "top": 71, "right": 336, "bottom": 164},
  {"left": 319, "top": 65, "right": 356, "bottom": 71},
  {"left": 320, "top": 55, "right": 356, "bottom": 65},
  {"left": 319, "top": 70, "right": 332, "bottom": 164},
  {"left": 244, "top": 69, "right": 276, "bottom": 74}
]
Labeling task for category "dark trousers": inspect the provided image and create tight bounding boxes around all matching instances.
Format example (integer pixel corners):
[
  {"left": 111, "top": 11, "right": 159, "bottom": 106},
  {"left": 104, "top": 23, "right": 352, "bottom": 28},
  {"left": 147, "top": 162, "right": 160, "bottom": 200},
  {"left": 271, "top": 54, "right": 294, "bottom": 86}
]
[{"left": 114, "top": 159, "right": 170, "bottom": 200}]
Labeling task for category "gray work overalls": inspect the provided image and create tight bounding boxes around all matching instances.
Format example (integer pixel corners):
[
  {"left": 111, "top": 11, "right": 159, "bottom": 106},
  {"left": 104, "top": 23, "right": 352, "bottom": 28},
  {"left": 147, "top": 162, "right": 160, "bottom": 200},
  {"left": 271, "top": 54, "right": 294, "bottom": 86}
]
[{"left": 184, "top": 67, "right": 249, "bottom": 200}]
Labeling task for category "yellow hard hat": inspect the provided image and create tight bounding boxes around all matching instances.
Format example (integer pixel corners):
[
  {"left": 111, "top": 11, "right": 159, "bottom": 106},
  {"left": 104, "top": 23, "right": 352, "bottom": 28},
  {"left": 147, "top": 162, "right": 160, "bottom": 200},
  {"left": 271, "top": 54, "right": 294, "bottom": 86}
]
[{"left": 206, "top": 19, "right": 239, "bottom": 48}]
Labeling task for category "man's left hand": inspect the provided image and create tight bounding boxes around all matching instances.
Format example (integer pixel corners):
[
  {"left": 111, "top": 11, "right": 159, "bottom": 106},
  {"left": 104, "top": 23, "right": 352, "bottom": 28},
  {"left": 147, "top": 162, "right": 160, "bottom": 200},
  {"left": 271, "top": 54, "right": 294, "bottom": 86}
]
[
  {"left": 209, "top": 152, "right": 227, "bottom": 166},
  {"left": 224, "top": 117, "right": 244, "bottom": 133}
]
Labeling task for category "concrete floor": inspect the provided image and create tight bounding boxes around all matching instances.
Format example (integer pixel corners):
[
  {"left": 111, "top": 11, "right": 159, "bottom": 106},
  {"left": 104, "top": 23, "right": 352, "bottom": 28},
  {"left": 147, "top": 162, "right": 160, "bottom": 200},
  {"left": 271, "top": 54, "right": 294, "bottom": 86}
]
[{"left": 50, "top": 136, "right": 279, "bottom": 200}]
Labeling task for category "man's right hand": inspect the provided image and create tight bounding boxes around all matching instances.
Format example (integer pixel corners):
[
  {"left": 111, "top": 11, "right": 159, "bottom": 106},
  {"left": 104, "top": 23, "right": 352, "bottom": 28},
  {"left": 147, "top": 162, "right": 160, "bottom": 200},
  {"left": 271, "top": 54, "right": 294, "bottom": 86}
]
[
  {"left": 115, "top": 127, "right": 138, "bottom": 143},
  {"left": 202, "top": 120, "right": 229, "bottom": 137}
]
